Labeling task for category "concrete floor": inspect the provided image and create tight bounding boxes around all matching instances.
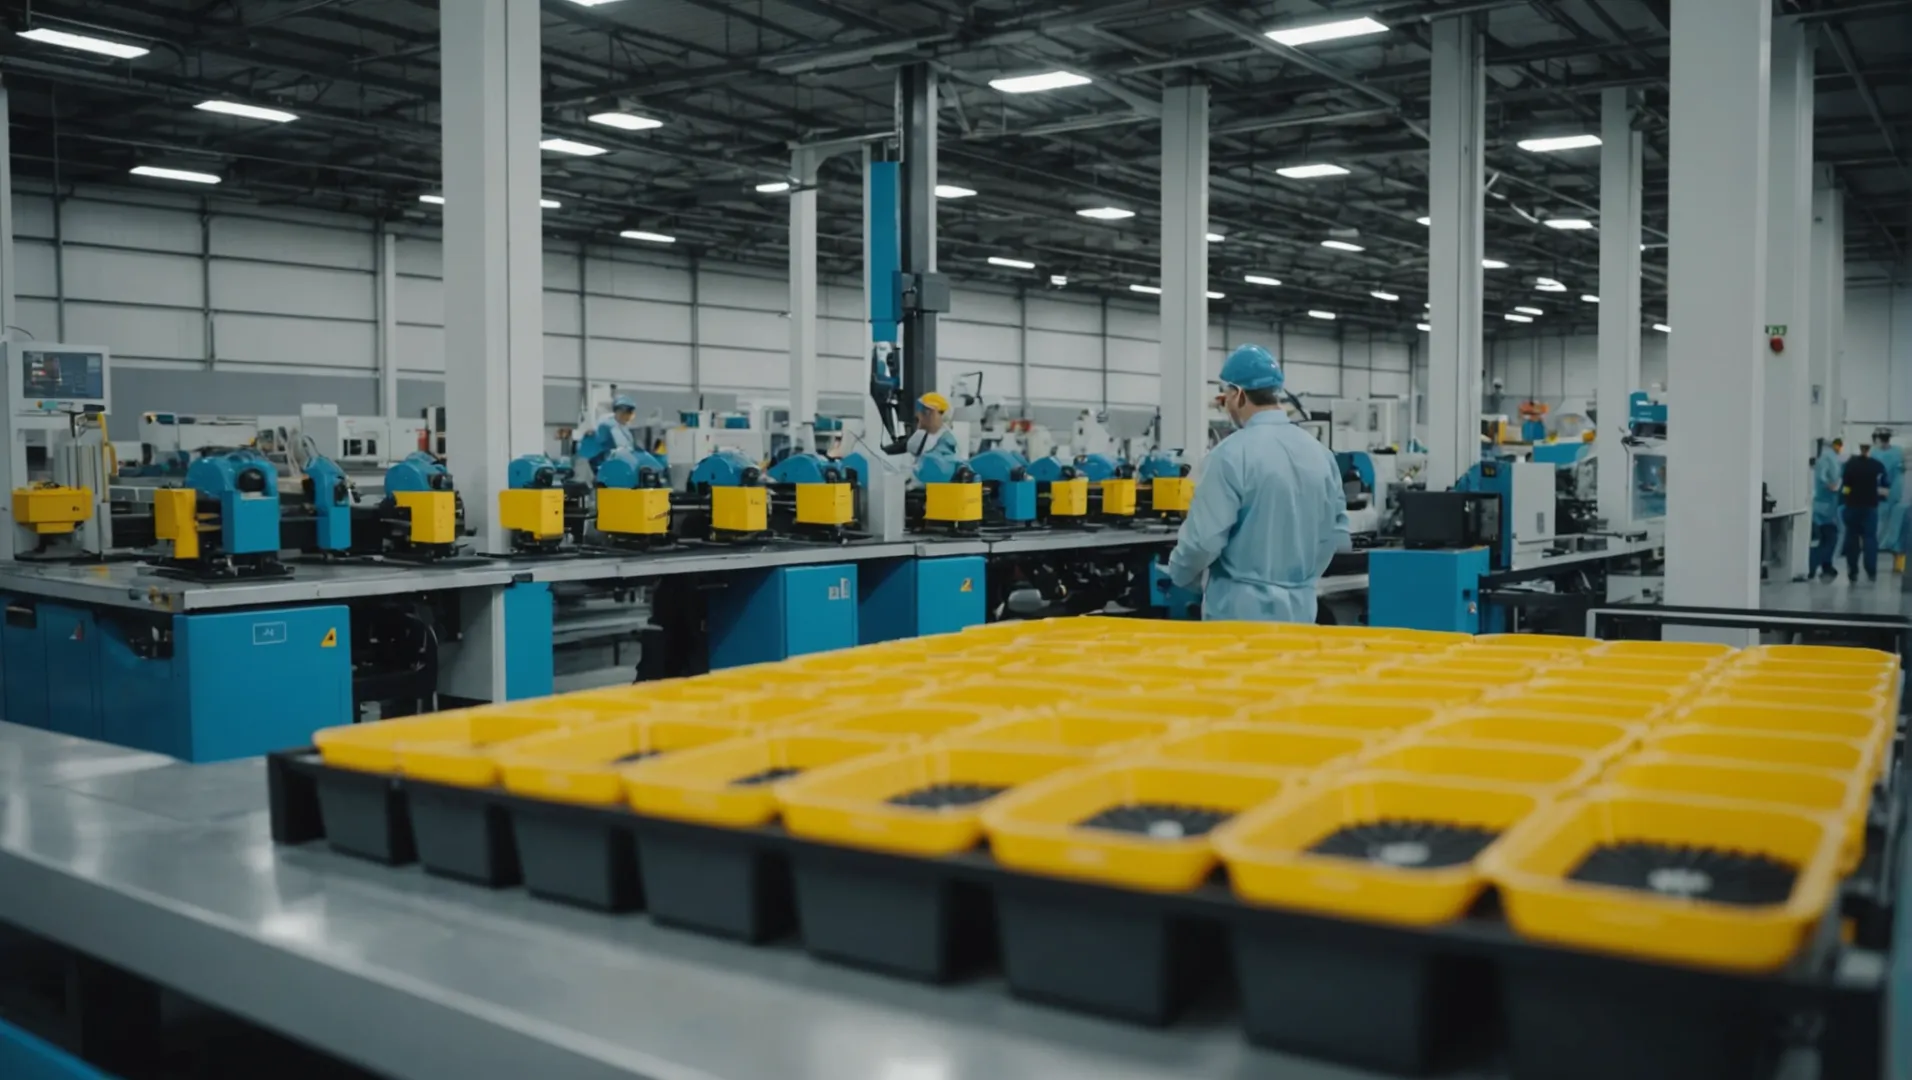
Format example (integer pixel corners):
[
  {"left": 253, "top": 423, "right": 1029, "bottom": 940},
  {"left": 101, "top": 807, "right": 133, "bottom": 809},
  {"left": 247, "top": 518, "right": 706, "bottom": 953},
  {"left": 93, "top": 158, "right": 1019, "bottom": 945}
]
[{"left": 1761, "top": 566, "right": 1908, "bottom": 616}]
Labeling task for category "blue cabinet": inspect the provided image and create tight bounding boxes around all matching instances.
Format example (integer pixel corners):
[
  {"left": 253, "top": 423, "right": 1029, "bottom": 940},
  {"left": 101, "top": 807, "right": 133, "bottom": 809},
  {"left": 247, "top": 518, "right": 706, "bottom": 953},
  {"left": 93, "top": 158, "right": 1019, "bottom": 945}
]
[
  {"left": 860, "top": 556, "right": 987, "bottom": 643},
  {"left": 40, "top": 604, "right": 101, "bottom": 740},
  {"left": 175, "top": 606, "right": 352, "bottom": 761},
  {"left": 1368, "top": 548, "right": 1491, "bottom": 634},
  {"left": 503, "top": 582, "right": 554, "bottom": 700},
  {"left": 709, "top": 564, "right": 859, "bottom": 669}
]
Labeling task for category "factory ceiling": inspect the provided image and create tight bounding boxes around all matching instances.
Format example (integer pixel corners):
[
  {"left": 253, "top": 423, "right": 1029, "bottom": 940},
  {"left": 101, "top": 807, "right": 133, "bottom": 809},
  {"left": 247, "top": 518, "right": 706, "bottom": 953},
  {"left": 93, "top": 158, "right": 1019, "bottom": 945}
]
[{"left": 2, "top": 0, "right": 1909, "bottom": 336}]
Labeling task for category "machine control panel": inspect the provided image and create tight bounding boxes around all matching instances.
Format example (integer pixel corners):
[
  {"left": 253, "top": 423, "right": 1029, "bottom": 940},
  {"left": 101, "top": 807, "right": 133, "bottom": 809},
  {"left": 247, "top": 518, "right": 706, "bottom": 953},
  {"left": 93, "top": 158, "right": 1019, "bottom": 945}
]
[{"left": 10, "top": 344, "right": 111, "bottom": 416}]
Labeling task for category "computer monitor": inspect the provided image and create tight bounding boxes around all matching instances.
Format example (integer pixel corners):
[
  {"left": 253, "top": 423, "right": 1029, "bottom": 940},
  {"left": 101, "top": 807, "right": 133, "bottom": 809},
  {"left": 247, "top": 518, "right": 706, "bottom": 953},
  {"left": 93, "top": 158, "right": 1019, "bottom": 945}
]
[{"left": 14, "top": 345, "right": 109, "bottom": 412}]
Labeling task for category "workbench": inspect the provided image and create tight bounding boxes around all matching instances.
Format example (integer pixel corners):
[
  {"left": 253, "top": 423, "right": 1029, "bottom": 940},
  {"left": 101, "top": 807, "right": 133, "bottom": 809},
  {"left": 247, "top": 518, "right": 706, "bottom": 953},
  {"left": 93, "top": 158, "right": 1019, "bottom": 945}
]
[{"left": 0, "top": 721, "right": 1362, "bottom": 1080}]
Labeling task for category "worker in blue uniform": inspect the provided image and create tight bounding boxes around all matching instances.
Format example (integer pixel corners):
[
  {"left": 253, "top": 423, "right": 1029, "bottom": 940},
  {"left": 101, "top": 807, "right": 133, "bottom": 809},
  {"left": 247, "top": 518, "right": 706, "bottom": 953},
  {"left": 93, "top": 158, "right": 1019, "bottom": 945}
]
[
  {"left": 1166, "top": 345, "right": 1349, "bottom": 623},
  {"left": 580, "top": 395, "right": 639, "bottom": 467},
  {"left": 1811, "top": 438, "right": 1844, "bottom": 581},
  {"left": 1876, "top": 429, "right": 1907, "bottom": 569},
  {"left": 903, "top": 392, "right": 960, "bottom": 458}
]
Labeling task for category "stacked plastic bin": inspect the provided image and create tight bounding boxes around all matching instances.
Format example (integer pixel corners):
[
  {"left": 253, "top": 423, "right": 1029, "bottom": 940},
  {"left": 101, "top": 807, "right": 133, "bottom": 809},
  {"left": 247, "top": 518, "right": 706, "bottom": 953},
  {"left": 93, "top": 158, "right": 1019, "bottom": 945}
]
[{"left": 302, "top": 622, "right": 1902, "bottom": 1079}]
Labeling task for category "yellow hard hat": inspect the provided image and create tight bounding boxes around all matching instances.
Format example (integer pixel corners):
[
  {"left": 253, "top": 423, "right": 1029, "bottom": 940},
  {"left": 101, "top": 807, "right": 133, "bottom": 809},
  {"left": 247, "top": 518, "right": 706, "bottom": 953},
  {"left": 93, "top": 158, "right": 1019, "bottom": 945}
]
[{"left": 918, "top": 392, "right": 951, "bottom": 413}]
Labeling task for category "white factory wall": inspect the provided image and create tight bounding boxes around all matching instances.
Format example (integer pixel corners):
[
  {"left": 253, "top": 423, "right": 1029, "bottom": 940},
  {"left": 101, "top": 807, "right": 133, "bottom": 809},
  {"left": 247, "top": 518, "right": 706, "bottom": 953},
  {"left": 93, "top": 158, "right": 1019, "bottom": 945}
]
[{"left": 9, "top": 186, "right": 1421, "bottom": 434}]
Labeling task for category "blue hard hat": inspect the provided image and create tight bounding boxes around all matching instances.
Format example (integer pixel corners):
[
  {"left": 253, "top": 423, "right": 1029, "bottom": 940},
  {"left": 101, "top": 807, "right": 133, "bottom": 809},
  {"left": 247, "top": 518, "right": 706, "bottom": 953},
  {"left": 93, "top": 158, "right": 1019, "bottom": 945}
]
[
  {"left": 1219, "top": 344, "right": 1284, "bottom": 392},
  {"left": 612, "top": 395, "right": 637, "bottom": 412}
]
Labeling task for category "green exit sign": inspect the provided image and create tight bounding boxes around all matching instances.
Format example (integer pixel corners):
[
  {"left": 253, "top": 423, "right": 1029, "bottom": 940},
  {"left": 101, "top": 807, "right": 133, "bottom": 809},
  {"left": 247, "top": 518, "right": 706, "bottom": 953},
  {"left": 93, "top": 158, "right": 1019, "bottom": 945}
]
[{"left": 1766, "top": 324, "right": 1788, "bottom": 336}]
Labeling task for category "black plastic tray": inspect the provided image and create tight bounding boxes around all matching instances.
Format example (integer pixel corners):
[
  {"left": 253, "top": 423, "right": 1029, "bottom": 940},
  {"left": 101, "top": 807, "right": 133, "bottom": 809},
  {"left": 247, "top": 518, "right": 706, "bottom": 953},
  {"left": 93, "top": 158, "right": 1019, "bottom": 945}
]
[{"left": 267, "top": 749, "right": 1892, "bottom": 1079}]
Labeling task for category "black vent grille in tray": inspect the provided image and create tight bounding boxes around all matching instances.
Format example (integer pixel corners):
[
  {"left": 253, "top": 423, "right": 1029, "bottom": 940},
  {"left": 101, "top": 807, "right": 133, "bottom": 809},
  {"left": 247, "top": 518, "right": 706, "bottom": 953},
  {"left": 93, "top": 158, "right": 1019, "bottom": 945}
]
[
  {"left": 887, "top": 783, "right": 1009, "bottom": 809},
  {"left": 1307, "top": 819, "right": 1502, "bottom": 869},
  {"left": 1566, "top": 842, "right": 1798, "bottom": 907},
  {"left": 1077, "top": 803, "right": 1233, "bottom": 839}
]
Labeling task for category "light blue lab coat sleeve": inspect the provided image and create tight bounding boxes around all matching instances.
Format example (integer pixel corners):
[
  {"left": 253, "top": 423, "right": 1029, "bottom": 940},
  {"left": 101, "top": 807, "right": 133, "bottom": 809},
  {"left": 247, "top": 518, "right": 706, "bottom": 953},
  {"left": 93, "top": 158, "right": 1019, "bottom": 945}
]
[
  {"left": 933, "top": 428, "right": 960, "bottom": 456},
  {"left": 1812, "top": 452, "right": 1841, "bottom": 526},
  {"left": 1880, "top": 446, "right": 1907, "bottom": 551},
  {"left": 1167, "top": 445, "right": 1241, "bottom": 592},
  {"left": 1315, "top": 449, "right": 1352, "bottom": 571}
]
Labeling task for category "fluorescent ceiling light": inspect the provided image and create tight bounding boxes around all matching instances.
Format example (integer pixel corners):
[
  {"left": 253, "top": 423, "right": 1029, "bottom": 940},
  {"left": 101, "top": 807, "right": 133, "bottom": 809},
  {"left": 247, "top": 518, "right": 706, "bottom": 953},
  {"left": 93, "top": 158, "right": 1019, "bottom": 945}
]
[
  {"left": 1481, "top": 258, "right": 1509, "bottom": 269},
  {"left": 988, "top": 256, "right": 1036, "bottom": 270},
  {"left": 1370, "top": 290, "right": 1400, "bottom": 302},
  {"left": 18, "top": 27, "right": 149, "bottom": 59},
  {"left": 1207, "top": 291, "right": 1226, "bottom": 300},
  {"left": 1518, "top": 134, "right": 1602, "bottom": 153},
  {"left": 540, "top": 199, "right": 561, "bottom": 209},
  {"left": 1129, "top": 284, "right": 1162, "bottom": 295},
  {"left": 130, "top": 165, "right": 220, "bottom": 185},
  {"left": 540, "top": 137, "right": 608, "bottom": 156},
  {"left": 1050, "top": 275, "right": 1068, "bottom": 287},
  {"left": 1417, "top": 322, "right": 1431, "bottom": 332},
  {"left": 1505, "top": 313, "right": 1534, "bottom": 323},
  {"left": 1277, "top": 163, "right": 1350, "bottom": 179},
  {"left": 1544, "top": 218, "right": 1594, "bottom": 231},
  {"left": 1308, "top": 310, "right": 1337, "bottom": 321},
  {"left": 1515, "top": 306, "right": 1545, "bottom": 316},
  {"left": 1266, "top": 16, "right": 1389, "bottom": 48},
  {"left": 755, "top": 181, "right": 792, "bottom": 193},
  {"left": 566, "top": 0, "right": 624, "bottom": 5},
  {"left": 588, "top": 112, "right": 663, "bottom": 131},
  {"left": 1652, "top": 323, "right": 1671, "bottom": 333},
  {"left": 1077, "top": 206, "right": 1135, "bottom": 220},
  {"left": 1206, "top": 232, "right": 1226, "bottom": 243},
  {"left": 1581, "top": 294, "right": 1600, "bottom": 303},
  {"left": 195, "top": 100, "right": 298, "bottom": 123},
  {"left": 419, "top": 194, "right": 446, "bottom": 205},
  {"left": 1321, "top": 239, "right": 1365, "bottom": 252},
  {"left": 1416, "top": 216, "right": 1431, "bottom": 226},
  {"left": 1535, "top": 277, "right": 1568, "bottom": 292},
  {"left": 620, "top": 230, "right": 676, "bottom": 244},
  {"left": 1244, "top": 275, "right": 1282, "bottom": 287},
  {"left": 936, "top": 184, "right": 977, "bottom": 199},
  {"left": 989, "top": 71, "right": 1092, "bottom": 94}
]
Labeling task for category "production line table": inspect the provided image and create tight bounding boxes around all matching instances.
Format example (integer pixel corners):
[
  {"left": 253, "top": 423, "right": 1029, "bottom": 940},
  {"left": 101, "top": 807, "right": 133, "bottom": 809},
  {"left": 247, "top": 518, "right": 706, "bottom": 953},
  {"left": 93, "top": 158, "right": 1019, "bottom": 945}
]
[{"left": 0, "top": 722, "right": 1378, "bottom": 1080}]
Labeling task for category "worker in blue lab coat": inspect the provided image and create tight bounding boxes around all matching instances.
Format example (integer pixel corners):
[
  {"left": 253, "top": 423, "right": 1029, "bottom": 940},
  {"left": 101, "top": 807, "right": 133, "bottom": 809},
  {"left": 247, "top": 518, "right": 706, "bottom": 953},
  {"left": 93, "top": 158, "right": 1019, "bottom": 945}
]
[
  {"left": 579, "top": 395, "right": 639, "bottom": 467},
  {"left": 904, "top": 392, "right": 960, "bottom": 458},
  {"left": 1876, "top": 429, "right": 1909, "bottom": 568},
  {"left": 1167, "top": 344, "right": 1350, "bottom": 623},
  {"left": 1811, "top": 438, "right": 1844, "bottom": 581}
]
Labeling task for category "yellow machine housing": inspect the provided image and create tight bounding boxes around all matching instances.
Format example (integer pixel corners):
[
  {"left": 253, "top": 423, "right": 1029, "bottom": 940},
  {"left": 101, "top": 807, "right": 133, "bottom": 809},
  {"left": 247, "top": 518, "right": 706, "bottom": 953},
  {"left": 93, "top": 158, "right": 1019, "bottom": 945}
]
[
  {"left": 499, "top": 488, "right": 565, "bottom": 542},
  {"left": 153, "top": 487, "right": 201, "bottom": 560},
  {"left": 12, "top": 485, "right": 92, "bottom": 535},
  {"left": 395, "top": 490, "right": 458, "bottom": 545},
  {"left": 1049, "top": 477, "right": 1089, "bottom": 517},
  {"left": 598, "top": 488, "right": 672, "bottom": 536},
  {"left": 924, "top": 482, "right": 983, "bottom": 523},
  {"left": 1099, "top": 477, "right": 1138, "bottom": 517},
  {"left": 712, "top": 486, "right": 769, "bottom": 534},
  {"left": 1151, "top": 477, "right": 1195, "bottom": 514},
  {"left": 795, "top": 483, "right": 855, "bottom": 526}
]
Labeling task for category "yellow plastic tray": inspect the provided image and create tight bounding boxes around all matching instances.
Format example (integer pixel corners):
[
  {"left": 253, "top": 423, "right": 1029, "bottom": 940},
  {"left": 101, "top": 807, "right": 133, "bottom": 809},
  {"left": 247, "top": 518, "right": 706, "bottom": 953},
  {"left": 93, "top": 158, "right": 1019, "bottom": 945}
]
[
  {"left": 825, "top": 673, "right": 936, "bottom": 703},
  {"left": 1420, "top": 711, "right": 1644, "bottom": 759},
  {"left": 1672, "top": 701, "right": 1886, "bottom": 744},
  {"left": 1698, "top": 686, "right": 1886, "bottom": 715},
  {"left": 1359, "top": 738, "right": 1602, "bottom": 792},
  {"left": 1061, "top": 691, "right": 1246, "bottom": 725},
  {"left": 933, "top": 681, "right": 1082, "bottom": 716},
  {"left": 775, "top": 745, "right": 1086, "bottom": 856},
  {"left": 316, "top": 708, "right": 577, "bottom": 781},
  {"left": 495, "top": 717, "right": 756, "bottom": 804},
  {"left": 622, "top": 731, "right": 902, "bottom": 827},
  {"left": 980, "top": 762, "right": 1292, "bottom": 892},
  {"left": 1569, "top": 655, "right": 1721, "bottom": 679},
  {"left": 1483, "top": 788, "right": 1842, "bottom": 972},
  {"left": 1468, "top": 633, "right": 1603, "bottom": 655},
  {"left": 1214, "top": 772, "right": 1543, "bottom": 926},
  {"left": 1737, "top": 644, "right": 1898, "bottom": 670},
  {"left": 1710, "top": 666, "right": 1898, "bottom": 698},
  {"left": 1519, "top": 673, "right": 1700, "bottom": 701},
  {"left": 943, "top": 712, "right": 1179, "bottom": 755},
  {"left": 1239, "top": 700, "right": 1446, "bottom": 734},
  {"left": 1603, "top": 752, "right": 1867, "bottom": 872},
  {"left": 801, "top": 703, "right": 998, "bottom": 742},
  {"left": 1483, "top": 690, "right": 1671, "bottom": 724},
  {"left": 1643, "top": 725, "right": 1877, "bottom": 775},
  {"left": 1307, "top": 679, "right": 1490, "bottom": 709},
  {"left": 1142, "top": 722, "right": 1378, "bottom": 775},
  {"left": 1000, "top": 665, "right": 1174, "bottom": 695},
  {"left": 1589, "top": 639, "right": 1737, "bottom": 662}
]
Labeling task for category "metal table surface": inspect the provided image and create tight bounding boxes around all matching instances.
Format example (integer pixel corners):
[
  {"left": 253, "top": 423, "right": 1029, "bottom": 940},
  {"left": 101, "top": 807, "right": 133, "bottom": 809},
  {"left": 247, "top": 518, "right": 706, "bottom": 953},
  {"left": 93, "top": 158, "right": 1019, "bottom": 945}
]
[
  {"left": 984, "top": 526, "right": 1179, "bottom": 555},
  {"left": 0, "top": 722, "right": 1388, "bottom": 1080}
]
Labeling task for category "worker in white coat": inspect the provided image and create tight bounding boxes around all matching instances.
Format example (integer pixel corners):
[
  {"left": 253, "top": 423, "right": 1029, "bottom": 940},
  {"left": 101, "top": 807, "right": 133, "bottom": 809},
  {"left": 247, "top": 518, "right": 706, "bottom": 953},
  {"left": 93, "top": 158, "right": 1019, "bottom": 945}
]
[
  {"left": 1877, "top": 429, "right": 1908, "bottom": 570},
  {"left": 1167, "top": 345, "right": 1350, "bottom": 623},
  {"left": 580, "top": 394, "right": 639, "bottom": 467}
]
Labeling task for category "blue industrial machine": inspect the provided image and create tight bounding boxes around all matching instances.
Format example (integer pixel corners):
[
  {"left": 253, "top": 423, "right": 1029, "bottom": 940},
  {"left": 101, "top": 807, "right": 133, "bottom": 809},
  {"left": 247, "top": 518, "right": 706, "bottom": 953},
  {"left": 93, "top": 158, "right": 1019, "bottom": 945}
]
[
  {"left": 1026, "top": 456, "right": 1090, "bottom": 522},
  {"left": 1369, "top": 548, "right": 1495, "bottom": 633},
  {"left": 766, "top": 451, "right": 858, "bottom": 534},
  {"left": 967, "top": 448, "right": 1038, "bottom": 524},
  {"left": 497, "top": 453, "right": 583, "bottom": 554},
  {"left": 1529, "top": 441, "right": 1589, "bottom": 468},
  {"left": 1137, "top": 449, "right": 1194, "bottom": 520},
  {"left": 297, "top": 454, "right": 355, "bottom": 555},
  {"left": 591, "top": 448, "right": 674, "bottom": 548},
  {"left": 379, "top": 451, "right": 462, "bottom": 558},
  {"left": 690, "top": 448, "right": 769, "bottom": 539},
  {"left": 1628, "top": 390, "right": 1668, "bottom": 438},
  {"left": 152, "top": 449, "right": 286, "bottom": 579}
]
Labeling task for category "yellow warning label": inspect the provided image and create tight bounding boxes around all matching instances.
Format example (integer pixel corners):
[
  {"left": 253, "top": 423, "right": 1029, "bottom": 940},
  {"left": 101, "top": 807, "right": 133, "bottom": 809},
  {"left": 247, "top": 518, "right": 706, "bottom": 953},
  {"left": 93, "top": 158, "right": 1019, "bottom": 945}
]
[
  {"left": 960, "top": 578, "right": 974, "bottom": 593},
  {"left": 320, "top": 628, "right": 338, "bottom": 648}
]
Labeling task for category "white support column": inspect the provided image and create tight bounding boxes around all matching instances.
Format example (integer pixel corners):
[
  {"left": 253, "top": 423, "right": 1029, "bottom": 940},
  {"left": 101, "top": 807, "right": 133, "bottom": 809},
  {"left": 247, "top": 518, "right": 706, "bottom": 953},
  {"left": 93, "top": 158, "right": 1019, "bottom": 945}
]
[
  {"left": 1810, "top": 169, "right": 1845, "bottom": 443},
  {"left": 1425, "top": 16, "right": 1486, "bottom": 491},
  {"left": 0, "top": 81, "right": 17, "bottom": 563},
  {"left": 1765, "top": 17, "right": 1815, "bottom": 580},
  {"left": 377, "top": 226, "right": 399, "bottom": 423},
  {"left": 441, "top": 0, "right": 544, "bottom": 556},
  {"left": 1158, "top": 81, "right": 1209, "bottom": 467},
  {"left": 788, "top": 148, "right": 820, "bottom": 452},
  {"left": 1595, "top": 88, "right": 1643, "bottom": 532},
  {"left": 1665, "top": 0, "right": 1771, "bottom": 615}
]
